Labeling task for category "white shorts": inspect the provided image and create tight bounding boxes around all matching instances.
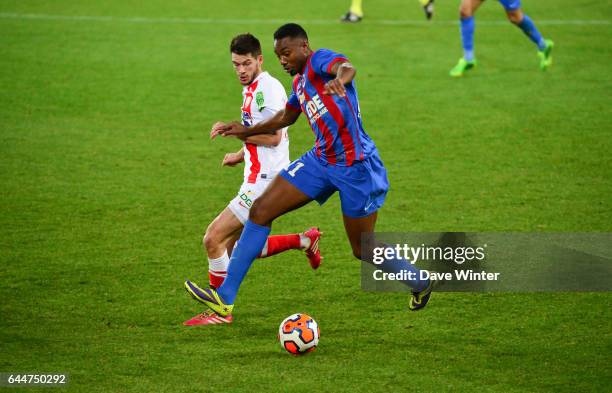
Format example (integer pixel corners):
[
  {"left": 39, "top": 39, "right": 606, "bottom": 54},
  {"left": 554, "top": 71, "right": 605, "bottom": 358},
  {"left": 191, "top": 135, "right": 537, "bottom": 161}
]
[{"left": 227, "top": 179, "right": 272, "bottom": 224}]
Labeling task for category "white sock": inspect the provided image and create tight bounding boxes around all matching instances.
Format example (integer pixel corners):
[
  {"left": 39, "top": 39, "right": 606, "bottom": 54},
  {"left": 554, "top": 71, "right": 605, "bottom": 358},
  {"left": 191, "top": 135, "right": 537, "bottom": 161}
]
[
  {"left": 299, "top": 234, "right": 310, "bottom": 249},
  {"left": 208, "top": 250, "right": 229, "bottom": 273},
  {"left": 260, "top": 240, "right": 269, "bottom": 257}
]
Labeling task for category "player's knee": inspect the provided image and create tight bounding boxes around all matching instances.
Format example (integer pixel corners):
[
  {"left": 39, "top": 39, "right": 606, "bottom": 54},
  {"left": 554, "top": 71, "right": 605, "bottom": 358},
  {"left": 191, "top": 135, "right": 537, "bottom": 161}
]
[
  {"left": 203, "top": 226, "right": 220, "bottom": 252},
  {"left": 506, "top": 10, "right": 523, "bottom": 24},
  {"left": 459, "top": 4, "right": 472, "bottom": 19}
]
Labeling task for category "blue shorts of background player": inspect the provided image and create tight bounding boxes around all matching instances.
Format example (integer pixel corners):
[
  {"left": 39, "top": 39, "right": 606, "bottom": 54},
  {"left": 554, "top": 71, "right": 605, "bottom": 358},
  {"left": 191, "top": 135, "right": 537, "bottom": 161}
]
[
  {"left": 497, "top": 0, "right": 521, "bottom": 11},
  {"left": 280, "top": 149, "right": 389, "bottom": 218}
]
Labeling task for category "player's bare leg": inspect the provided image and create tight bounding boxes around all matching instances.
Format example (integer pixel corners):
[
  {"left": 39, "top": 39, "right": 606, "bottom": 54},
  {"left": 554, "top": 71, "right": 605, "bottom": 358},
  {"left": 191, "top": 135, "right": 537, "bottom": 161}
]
[
  {"left": 342, "top": 212, "right": 434, "bottom": 311},
  {"left": 460, "top": 0, "right": 483, "bottom": 18},
  {"left": 248, "top": 175, "right": 321, "bottom": 265},
  {"left": 203, "top": 207, "right": 244, "bottom": 288},
  {"left": 249, "top": 175, "right": 314, "bottom": 226},
  {"left": 183, "top": 209, "right": 241, "bottom": 326},
  {"left": 185, "top": 178, "right": 320, "bottom": 325},
  {"left": 505, "top": 8, "right": 524, "bottom": 24},
  {"left": 342, "top": 212, "right": 378, "bottom": 260},
  {"left": 185, "top": 176, "right": 316, "bottom": 315},
  {"left": 203, "top": 207, "right": 318, "bottom": 275},
  {"left": 204, "top": 208, "right": 242, "bottom": 259}
]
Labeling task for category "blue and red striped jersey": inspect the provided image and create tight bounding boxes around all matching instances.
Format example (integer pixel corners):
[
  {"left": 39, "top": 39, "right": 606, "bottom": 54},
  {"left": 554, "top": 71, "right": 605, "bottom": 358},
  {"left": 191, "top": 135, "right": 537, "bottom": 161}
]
[{"left": 286, "top": 48, "right": 376, "bottom": 166}]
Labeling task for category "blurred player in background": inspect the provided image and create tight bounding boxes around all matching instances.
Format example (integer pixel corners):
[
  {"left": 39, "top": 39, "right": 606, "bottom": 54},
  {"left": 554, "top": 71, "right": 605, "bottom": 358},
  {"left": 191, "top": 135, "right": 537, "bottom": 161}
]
[
  {"left": 185, "top": 23, "right": 434, "bottom": 323},
  {"left": 450, "top": 0, "right": 554, "bottom": 76},
  {"left": 341, "top": 0, "right": 435, "bottom": 22},
  {"left": 183, "top": 33, "right": 322, "bottom": 326}
]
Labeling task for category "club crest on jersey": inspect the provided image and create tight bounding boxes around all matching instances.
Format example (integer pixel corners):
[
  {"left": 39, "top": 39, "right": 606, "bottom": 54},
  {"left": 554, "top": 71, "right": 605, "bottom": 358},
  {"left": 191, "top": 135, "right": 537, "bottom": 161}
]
[
  {"left": 304, "top": 94, "right": 328, "bottom": 123},
  {"left": 255, "top": 91, "right": 265, "bottom": 111}
]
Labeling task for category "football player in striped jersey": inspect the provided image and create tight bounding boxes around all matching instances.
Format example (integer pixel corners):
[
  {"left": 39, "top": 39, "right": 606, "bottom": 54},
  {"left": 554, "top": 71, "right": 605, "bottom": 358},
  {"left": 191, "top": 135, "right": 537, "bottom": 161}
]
[
  {"left": 184, "top": 24, "right": 435, "bottom": 323},
  {"left": 183, "top": 33, "right": 321, "bottom": 326}
]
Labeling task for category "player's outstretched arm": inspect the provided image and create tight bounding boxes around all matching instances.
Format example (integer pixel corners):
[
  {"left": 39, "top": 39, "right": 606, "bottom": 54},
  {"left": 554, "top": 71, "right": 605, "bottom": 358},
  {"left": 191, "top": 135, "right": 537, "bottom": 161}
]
[
  {"left": 323, "top": 62, "right": 356, "bottom": 97},
  {"left": 211, "top": 122, "right": 281, "bottom": 146},
  {"left": 219, "top": 107, "right": 300, "bottom": 139},
  {"left": 210, "top": 121, "right": 282, "bottom": 145},
  {"left": 242, "top": 131, "right": 282, "bottom": 146}
]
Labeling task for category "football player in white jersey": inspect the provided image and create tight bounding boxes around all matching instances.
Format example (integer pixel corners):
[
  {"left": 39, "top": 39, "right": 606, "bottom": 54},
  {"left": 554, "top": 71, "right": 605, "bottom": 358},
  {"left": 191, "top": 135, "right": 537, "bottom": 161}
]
[{"left": 184, "top": 33, "right": 321, "bottom": 326}]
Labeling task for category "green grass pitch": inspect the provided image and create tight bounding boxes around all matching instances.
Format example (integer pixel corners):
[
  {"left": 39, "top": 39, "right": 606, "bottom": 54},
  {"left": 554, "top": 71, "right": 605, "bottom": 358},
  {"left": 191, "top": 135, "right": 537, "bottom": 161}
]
[{"left": 1, "top": 1, "right": 611, "bottom": 391}]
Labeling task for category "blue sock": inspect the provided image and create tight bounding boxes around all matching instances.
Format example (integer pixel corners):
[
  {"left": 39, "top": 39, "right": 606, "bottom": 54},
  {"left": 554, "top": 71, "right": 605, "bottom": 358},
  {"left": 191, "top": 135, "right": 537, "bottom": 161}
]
[
  {"left": 460, "top": 16, "right": 475, "bottom": 61},
  {"left": 376, "top": 247, "right": 429, "bottom": 292},
  {"left": 517, "top": 15, "right": 546, "bottom": 50},
  {"left": 216, "top": 220, "right": 270, "bottom": 304}
]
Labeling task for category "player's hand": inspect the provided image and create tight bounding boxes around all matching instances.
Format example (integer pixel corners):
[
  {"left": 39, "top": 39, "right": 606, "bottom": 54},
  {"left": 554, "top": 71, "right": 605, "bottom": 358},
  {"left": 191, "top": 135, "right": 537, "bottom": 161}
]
[
  {"left": 219, "top": 121, "right": 249, "bottom": 138},
  {"left": 222, "top": 152, "right": 244, "bottom": 167},
  {"left": 323, "top": 78, "right": 346, "bottom": 97},
  {"left": 210, "top": 122, "right": 227, "bottom": 139}
]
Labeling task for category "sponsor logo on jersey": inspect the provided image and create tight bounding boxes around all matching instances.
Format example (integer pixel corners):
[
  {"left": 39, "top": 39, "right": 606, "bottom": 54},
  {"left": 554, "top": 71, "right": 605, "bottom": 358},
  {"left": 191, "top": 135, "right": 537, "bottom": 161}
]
[
  {"left": 239, "top": 191, "right": 254, "bottom": 208},
  {"left": 304, "top": 94, "right": 328, "bottom": 123},
  {"left": 241, "top": 111, "right": 253, "bottom": 126}
]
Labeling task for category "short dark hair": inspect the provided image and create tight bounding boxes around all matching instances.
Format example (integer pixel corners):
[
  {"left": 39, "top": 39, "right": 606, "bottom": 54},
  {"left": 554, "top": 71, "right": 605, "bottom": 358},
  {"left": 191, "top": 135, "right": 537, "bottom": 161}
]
[
  {"left": 230, "top": 33, "right": 262, "bottom": 57},
  {"left": 273, "top": 23, "right": 308, "bottom": 41}
]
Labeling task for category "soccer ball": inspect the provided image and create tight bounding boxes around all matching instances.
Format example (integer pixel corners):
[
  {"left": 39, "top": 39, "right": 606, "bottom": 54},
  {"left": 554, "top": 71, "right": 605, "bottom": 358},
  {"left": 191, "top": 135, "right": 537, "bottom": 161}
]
[{"left": 278, "top": 313, "right": 320, "bottom": 355}]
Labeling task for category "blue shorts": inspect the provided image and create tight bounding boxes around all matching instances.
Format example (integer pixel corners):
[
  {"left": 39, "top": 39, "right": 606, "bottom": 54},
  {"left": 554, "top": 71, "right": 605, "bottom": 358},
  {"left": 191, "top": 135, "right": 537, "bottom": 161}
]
[
  {"left": 280, "top": 149, "right": 389, "bottom": 218},
  {"left": 498, "top": 0, "right": 521, "bottom": 11}
]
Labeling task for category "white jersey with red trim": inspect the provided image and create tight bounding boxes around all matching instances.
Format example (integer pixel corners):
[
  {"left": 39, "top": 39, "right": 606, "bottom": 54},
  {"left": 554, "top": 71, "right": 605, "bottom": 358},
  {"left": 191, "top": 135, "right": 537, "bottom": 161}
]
[{"left": 240, "top": 71, "right": 290, "bottom": 183}]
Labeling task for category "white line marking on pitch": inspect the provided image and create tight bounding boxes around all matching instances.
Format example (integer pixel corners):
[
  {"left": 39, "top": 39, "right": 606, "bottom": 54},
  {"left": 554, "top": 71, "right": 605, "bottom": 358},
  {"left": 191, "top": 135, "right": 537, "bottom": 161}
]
[{"left": 0, "top": 12, "right": 610, "bottom": 26}]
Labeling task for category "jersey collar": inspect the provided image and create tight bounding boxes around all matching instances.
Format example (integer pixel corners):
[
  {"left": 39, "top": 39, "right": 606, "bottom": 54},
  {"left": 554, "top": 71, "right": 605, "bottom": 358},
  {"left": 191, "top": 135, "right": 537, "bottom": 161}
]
[
  {"left": 244, "top": 71, "right": 268, "bottom": 92},
  {"left": 300, "top": 53, "right": 313, "bottom": 75}
]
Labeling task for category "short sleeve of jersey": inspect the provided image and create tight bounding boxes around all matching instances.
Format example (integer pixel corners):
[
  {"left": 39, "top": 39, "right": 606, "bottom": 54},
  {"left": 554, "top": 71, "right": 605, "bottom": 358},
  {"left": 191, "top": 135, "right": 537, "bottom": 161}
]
[
  {"left": 258, "top": 76, "right": 287, "bottom": 119},
  {"left": 261, "top": 80, "right": 285, "bottom": 110},
  {"left": 286, "top": 91, "right": 300, "bottom": 112},
  {"left": 310, "top": 48, "right": 349, "bottom": 76}
]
